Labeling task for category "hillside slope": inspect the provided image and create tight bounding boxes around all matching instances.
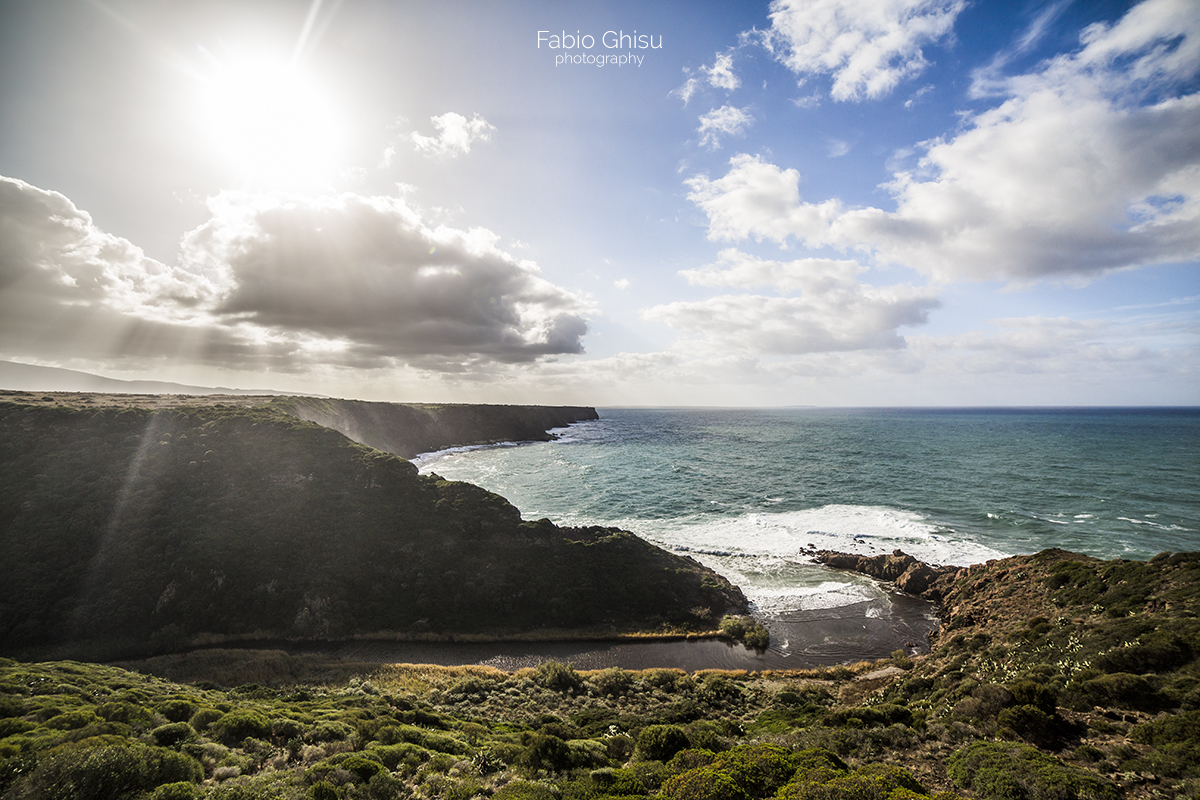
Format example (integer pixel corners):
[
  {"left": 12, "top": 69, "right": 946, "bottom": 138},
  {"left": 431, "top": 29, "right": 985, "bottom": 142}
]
[
  {"left": 269, "top": 396, "right": 599, "bottom": 458},
  {"left": 0, "top": 402, "right": 745, "bottom": 660}
]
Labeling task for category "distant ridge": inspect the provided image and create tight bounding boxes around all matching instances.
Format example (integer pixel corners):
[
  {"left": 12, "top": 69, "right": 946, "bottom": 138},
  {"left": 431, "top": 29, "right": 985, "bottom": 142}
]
[{"left": 0, "top": 360, "right": 305, "bottom": 396}]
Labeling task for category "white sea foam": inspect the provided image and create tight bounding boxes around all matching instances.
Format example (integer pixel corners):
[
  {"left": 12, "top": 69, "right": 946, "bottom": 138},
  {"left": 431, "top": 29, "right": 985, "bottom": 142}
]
[
  {"left": 1118, "top": 517, "right": 1192, "bottom": 532},
  {"left": 627, "top": 505, "right": 1009, "bottom": 568},
  {"left": 411, "top": 441, "right": 523, "bottom": 469},
  {"left": 614, "top": 504, "right": 1010, "bottom": 613}
]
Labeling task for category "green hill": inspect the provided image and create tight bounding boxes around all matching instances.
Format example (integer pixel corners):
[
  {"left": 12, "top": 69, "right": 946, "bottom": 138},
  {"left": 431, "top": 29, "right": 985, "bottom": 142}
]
[
  {"left": 2, "top": 548, "right": 1197, "bottom": 800},
  {"left": 0, "top": 401, "right": 746, "bottom": 660}
]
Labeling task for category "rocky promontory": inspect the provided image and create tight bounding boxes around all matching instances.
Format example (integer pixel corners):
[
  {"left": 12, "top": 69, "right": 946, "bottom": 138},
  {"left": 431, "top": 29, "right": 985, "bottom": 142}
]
[
  {"left": 269, "top": 396, "right": 598, "bottom": 459},
  {"left": 0, "top": 398, "right": 743, "bottom": 661},
  {"left": 814, "top": 549, "right": 957, "bottom": 600}
]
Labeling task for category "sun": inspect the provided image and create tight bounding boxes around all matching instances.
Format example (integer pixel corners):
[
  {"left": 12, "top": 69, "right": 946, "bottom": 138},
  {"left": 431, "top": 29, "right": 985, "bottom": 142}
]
[{"left": 198, "top": 54, "right": 345, "bottom": 189}]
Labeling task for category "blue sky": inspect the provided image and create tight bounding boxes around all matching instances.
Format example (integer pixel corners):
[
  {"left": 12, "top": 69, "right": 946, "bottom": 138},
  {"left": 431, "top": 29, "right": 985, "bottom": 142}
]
[{"left": 0, "top": 0, "right": 1196, "bottom": 405}]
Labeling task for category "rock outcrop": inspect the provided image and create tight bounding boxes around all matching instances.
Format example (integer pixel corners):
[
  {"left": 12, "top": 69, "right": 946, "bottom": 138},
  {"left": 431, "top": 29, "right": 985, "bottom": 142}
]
[{"left": 814, "top": 549, "right": 958, "bottom": 601}]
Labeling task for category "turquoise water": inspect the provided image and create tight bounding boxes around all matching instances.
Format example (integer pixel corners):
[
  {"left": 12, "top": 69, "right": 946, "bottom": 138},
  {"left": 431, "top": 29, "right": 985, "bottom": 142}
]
[{"left": 415, "top": 407, "right": 1200, "bottom": 666}]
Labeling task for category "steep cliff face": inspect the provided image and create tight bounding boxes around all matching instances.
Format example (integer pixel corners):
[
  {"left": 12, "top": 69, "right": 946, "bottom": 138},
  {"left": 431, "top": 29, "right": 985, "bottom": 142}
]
[
  {"left": 0, "top": 401, "right": 744, "bottom": 660},
  {"left": 270, "top": 397, "right": 599, "bottom": 459}
]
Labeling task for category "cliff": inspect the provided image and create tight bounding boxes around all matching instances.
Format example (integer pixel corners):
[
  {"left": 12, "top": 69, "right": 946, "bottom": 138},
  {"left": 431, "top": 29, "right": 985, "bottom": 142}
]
[
  {"left": 268, "top": 396, "right": 599, "bottom": 459},
  {"left": 0, "top": 400, "right": 745, "bottom": 660},
  {"left": 0, "top": 391, "right": 599, "bottom": 459}
]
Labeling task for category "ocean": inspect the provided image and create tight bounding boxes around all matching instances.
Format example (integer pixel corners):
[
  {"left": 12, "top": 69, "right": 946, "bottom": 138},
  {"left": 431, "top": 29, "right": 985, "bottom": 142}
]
[{"left": 393, "top": 407, "right": 1200, "bottom": 671}]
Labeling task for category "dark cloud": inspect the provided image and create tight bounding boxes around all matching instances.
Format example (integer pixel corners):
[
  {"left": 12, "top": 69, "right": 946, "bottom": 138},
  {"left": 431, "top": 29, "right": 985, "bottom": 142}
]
[
  {"left": 0, "top": 178, "right": 590, "bottom": 374},
  {"left": 184, "top": 191, "right": 590, "bottom": 364}
]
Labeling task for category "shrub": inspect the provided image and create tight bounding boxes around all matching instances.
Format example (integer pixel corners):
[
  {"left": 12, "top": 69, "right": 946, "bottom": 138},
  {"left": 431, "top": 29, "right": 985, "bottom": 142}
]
[
  {"left": 712, "top": 743, "right": 797, "bottom": 797},
  {"left": 520, "top": 733, "right": 573, "bottom": 773},
  {"left": 535, "top": 661, "right": 583, "bottom": 693},
  {"left": 947, "top": 741, "right": 1119, "bottom": 800},
  {"left": 583, "top": 767, "right": 646, "bottom": 796},
  {"left": 1005, "top": 682, "right": 1056, "bottom": 715},
  {"left": 337, "top": 754, "right": 385, "bottom": 783},
  {"left": 591, "top": 668, "right": 634, "bottom": 697},
  {"left": 1063, "top": 672, "right": 1170, "bottom": 712},
  {"left": 996, "top": 706, "right": 1055, "bottom": 744},
  {"left": 189, "top": 707, "right": 225, "bottom": 732},
  {"left": 635, "top": 725, "right": 690, "bottom": 762},
  {"left": 667, "top": 749, "right": 715, "bottom": 776},
  {"left": 853, "top": 763, "right": 924, "bottom": 794},
  {"left": 151, "top": 722, "right": 197, "bottom": 748},
  {"left": 493, "top": 780, "right": 560, "bottom": 800},
  {"left": 148, "top": 782, "right": 200, "bottom": 800},
  {"left": 157, "top": 700, "right": 198, "bottom": 723},
  {"left": 7, "top": 741, "right": 202, "bottom": 800},
  {"left": 44, "top": 709, "right": 102, "bottom": 730},
  {"left": 210, "top": 710, "right": 271, "bottom": 745},
  {"left": 791, "top": 748, "right": 849, "bottom": 776},
  {"left": 1092, "top": 630, "right": 1193, "bottom": 674},
  {"left": 305, "top": 720, "right": 354, "bottom": 743},
  {"left": 661, "top": 767, "right": 750, "bottom": 800},
  {"left": 824, "top": 704, "right": 912, "bottom": 728}
]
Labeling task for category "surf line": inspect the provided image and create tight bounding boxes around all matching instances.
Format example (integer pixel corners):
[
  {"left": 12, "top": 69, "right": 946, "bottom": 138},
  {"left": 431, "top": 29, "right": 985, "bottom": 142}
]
[{"left": 555, "top": 52, "right": 644, "bottom": 67}]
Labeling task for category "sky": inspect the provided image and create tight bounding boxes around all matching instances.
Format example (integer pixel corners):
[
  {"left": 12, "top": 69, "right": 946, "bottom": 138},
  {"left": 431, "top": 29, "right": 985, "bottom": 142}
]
[{"left": 0, "top": 0, "right": 1197, "bottom": 407}]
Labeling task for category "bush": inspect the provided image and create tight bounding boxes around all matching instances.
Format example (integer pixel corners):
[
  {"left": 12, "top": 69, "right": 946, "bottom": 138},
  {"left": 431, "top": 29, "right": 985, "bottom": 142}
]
[
  {"left": 337, "top": 754, "right": 385, "bottom": 782},
  {"left": 1092, "top": 630, "right": 1193, "bottom": 674},
  {"left": 996, "top": 706, "right": 1055, "bottom": 745},
  {"left": 667, "top": 749, "right": 716, "bottom": 776},
  {"left": 148, "top": 783, "right": 200, "bottom": 800},
  {"left": 824, "top": 704, "right": 912, "bottom": 728},
  {"left": 661, "top": 767, "right": 750, "bottom": 800},
  {"left": 947, "top": 741, "right": 1119, "bottom": 800},
  {"left": 151, "top": 722, "right": 197, "bottom": 748},
  {"left": 712, "top": 743, "right": 797, "bottom": 797},
  {"left": 580, "top": 767, "right": 647, "bottom": 797},
  {"left": 188, "top": 707, "right": 225, "bottom": 732},
  {"left": 493, "top": 780, "right": 560, "bottom": 800},
  {"left": 591, "top": 668, "right": 634, "bottom": 697},
  {"left": 520, "top": 733, "right": 573, "bottom": 773},
  {"left": 157, "top": 700, "right": 198, "bottom": 723},
  {"left": 305, "top": 720, "right": 354, "bottom": 743},
  {"left": 1063, "top": 672, "right": 1170, "bottom": 712},
  {"left": 1005, "top": 682, "right": 1057, "bottom": 715},
  {"left": 6, "top": 741, "right": 202, "bottom": 800},
  {"left": 853, "top": 763, "right": 924, "bottom": 794},
  {"left": 535, "top": 662, "right": 583, "bottom": 693},
  {"left": 210, "top": 710, "right": 271, "bottom": 745},
  {"left": 635, "top": 725, "right": 690, "bottom": 762}
]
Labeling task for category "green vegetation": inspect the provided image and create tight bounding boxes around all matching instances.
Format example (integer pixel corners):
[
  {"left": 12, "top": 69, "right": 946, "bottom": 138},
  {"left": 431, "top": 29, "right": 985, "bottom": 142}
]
[
  {"left": 0, "top": 546, "right": 1197, "bottom": 799},
  {"left": 0, "top": 401, "right": 745, "bottom": 660},
  {"left": 2, "top": 396, "right": 1198, "bottom": 798}
]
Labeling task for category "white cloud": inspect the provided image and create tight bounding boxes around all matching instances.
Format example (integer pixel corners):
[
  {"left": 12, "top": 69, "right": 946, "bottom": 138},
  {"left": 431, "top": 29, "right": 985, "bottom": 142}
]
[
  {"left": 0, "top": 176, "right": 590, "bottom": 374},
  {"left": 648, "top": 249, "right": 939, "bottom": 355},
  {"left": 409, "top": 112, "right": 495, "bottom": 158},
  {"left": 670, "top": 74, "right": 701, "bottom": 106},
  {"left": 686, "top": 153, "right": 841, "bottom": 242},
  {"left": 969, "top": 0, "right": 1072, "bottom": 98},
  {"left": 689, "top": 0, "right": 1200, "bottom": 284},
  {"left": 707, "top": 52, "right": 741, "bottom": 91},
  {"left": 697, "top": 105, "right": 754, "bottom": 151},
  {"left": 185, "top": 191, "right": 590, "bottom": 366},
  {"left": 680, "top": 248, "right": 864, "bottom": 295},
  {"left": 614, "top": 278, "right": 631, "bottom": 291},
  {"left": 760, "top": 0, "right": 965, "bottom": 101},
  {"left": 0, "top": 176, "right": 232, "bottom": 365},
  {"left": 826, "top": 138, "right": 852, "bottom": 157},
  {"left": 673, "top": 51, "right": 741, "bottom": 106}
]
